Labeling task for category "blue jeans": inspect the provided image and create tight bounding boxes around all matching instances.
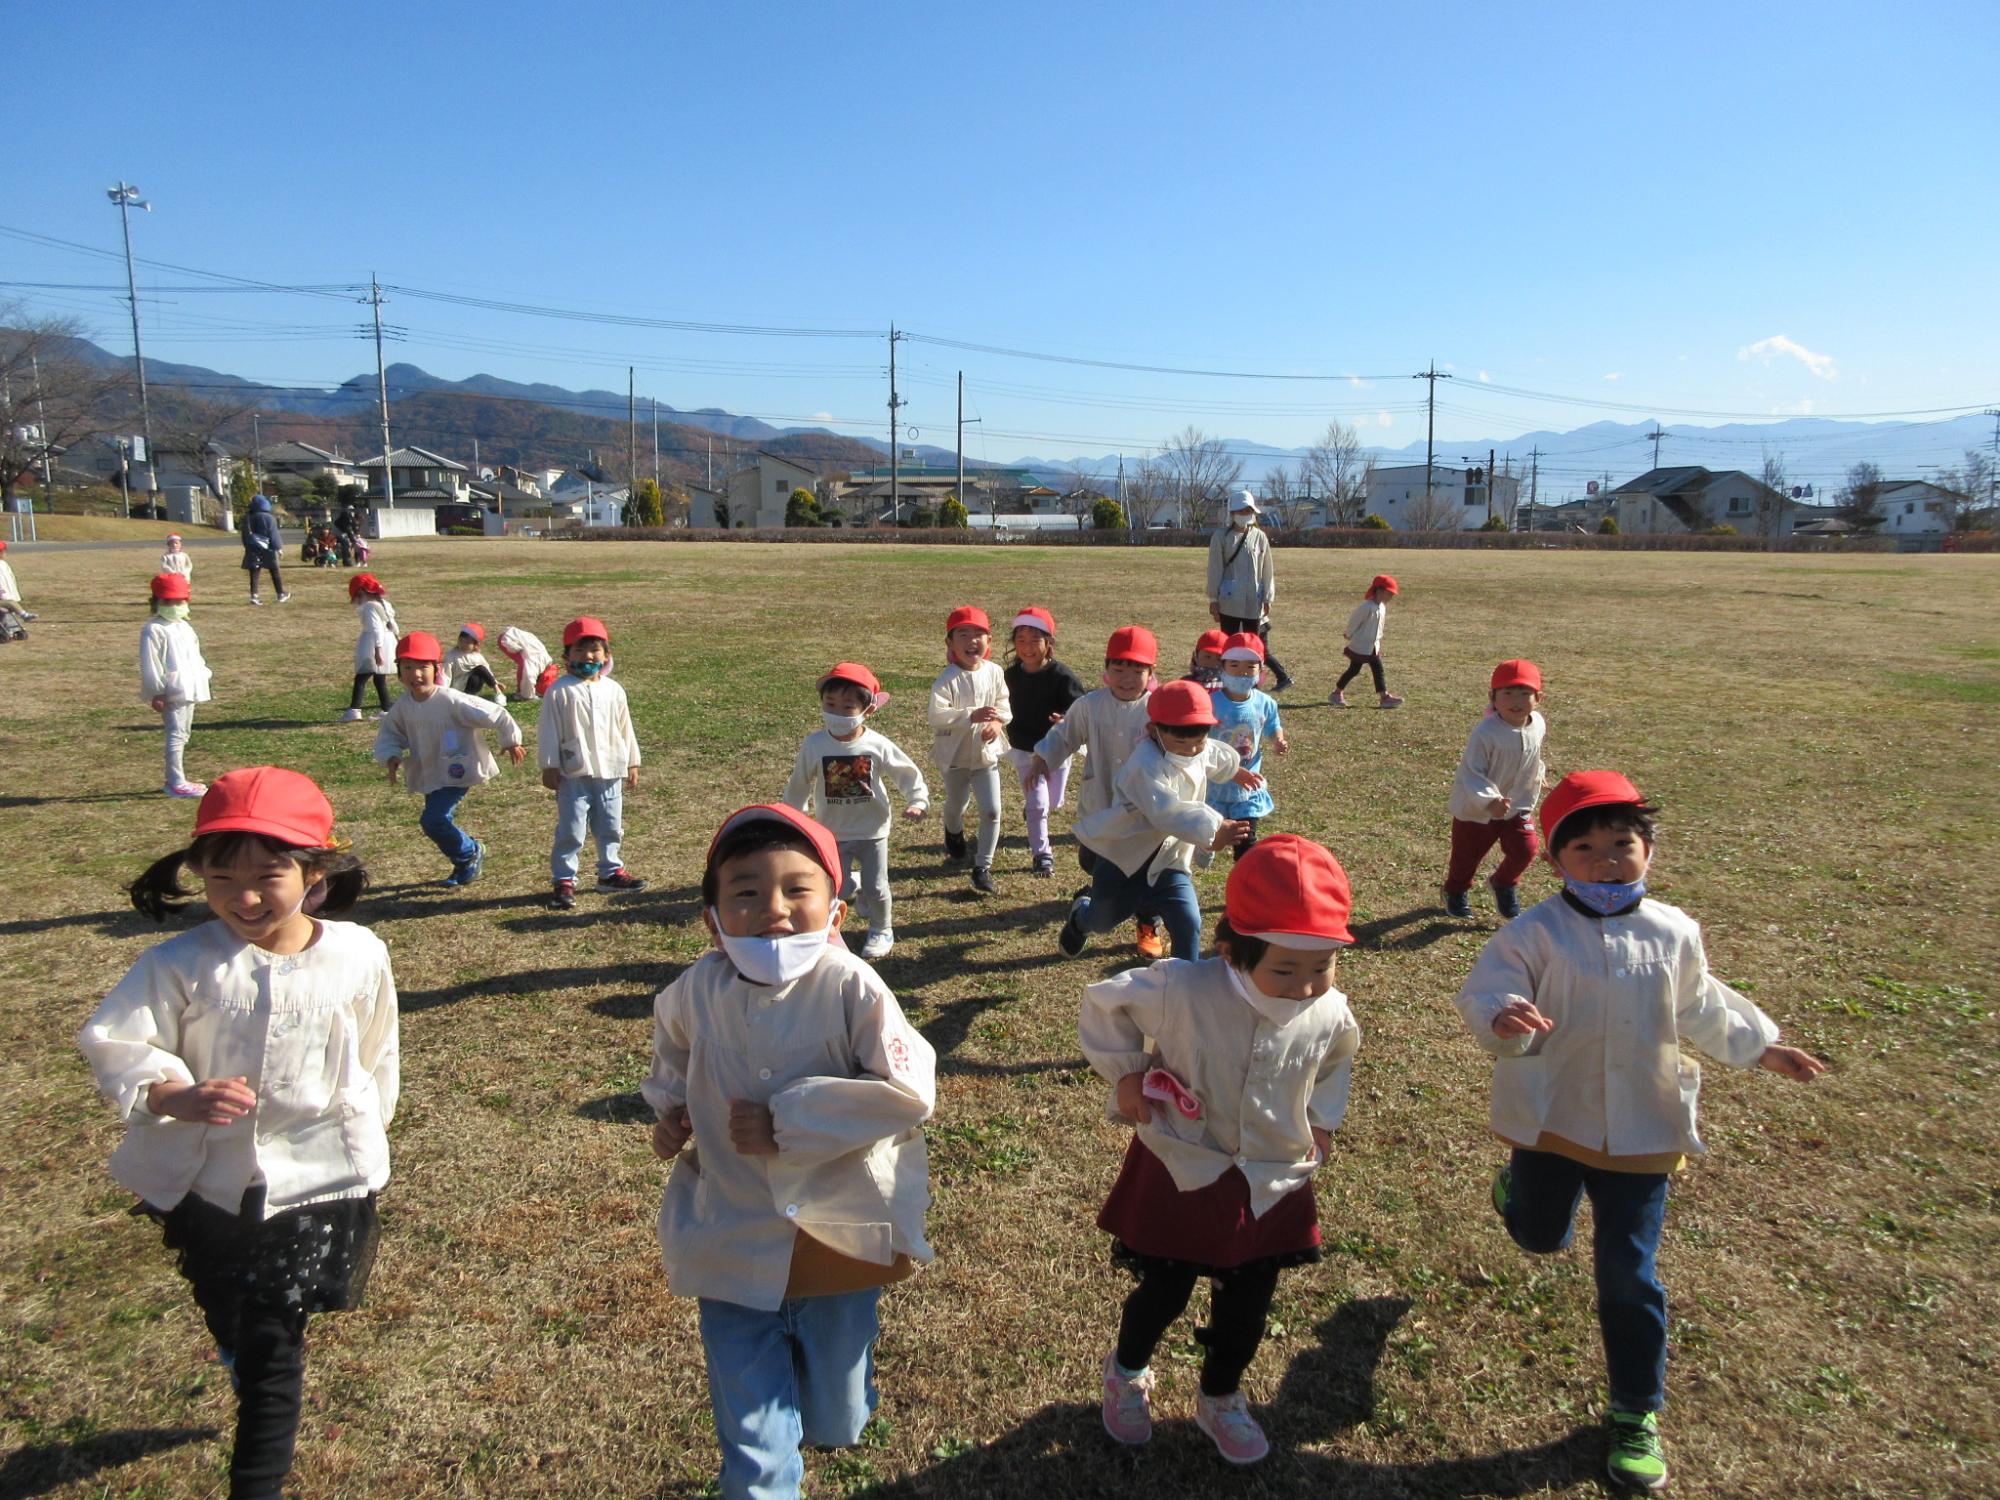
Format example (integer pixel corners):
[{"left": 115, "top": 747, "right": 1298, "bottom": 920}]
[
  {"left": 1502, "top": 1147, "right": 1670, "bottom": 1412},
  {"left": 551, "top": 775, "right": 624, "bottom": 881},
  {"left": 419, "top": 786, "right": 477, "bottom": 866},
  {"left": 697, "top": 1288, "right": 882, "bottom": 1500},
  {"left": 1076, "top": 859, "right": 1201, "bottom": 958}
]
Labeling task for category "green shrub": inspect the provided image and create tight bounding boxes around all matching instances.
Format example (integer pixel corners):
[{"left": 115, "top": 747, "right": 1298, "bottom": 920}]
[
  {"left": 1359, "top": 514, "right": 1391, "bottom": 530},
  {"left": 1598, "top": 516, "right": 1620, "bottom": 535},
  {"left": 1480, "top": 515, "right": 1510, "bottom": 531},
  {"left": 938, "top": 496, "right": 970, "bottom": 529},
  {"left": 1092, "top": 496, "right": 1126, "bottom": 530}
]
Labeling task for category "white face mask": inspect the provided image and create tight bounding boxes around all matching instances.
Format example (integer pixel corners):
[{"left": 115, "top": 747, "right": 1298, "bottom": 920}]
[
  {"left": 1164, "top": 746, "right": 1206, "bottom": 773},
  {"left": 822, "top": 710, "right": 866, "bottom": 736},
  {"left": 1226, "top": 958, "right": 1327, "bottom": 1028},
  {"left": 708, "top": 907, "right": 840, "bottom": 987}
]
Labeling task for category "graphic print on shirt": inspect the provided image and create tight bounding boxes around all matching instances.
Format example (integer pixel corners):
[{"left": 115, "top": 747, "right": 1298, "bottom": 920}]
[
  {"left": 820, "top": 754, "right": 876, "bottom": 803},
  {"left": 1223, "top": 721, "right": 1259, "bottom": 764},
  {"left": 443, "top": 726, "right": 469, "bottom": 781}
]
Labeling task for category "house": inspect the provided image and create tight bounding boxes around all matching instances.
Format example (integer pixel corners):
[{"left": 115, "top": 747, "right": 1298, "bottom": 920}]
[
  {"left": 1360, "top": 464, "right": 1524, "bottom": 531},
  {"left": 356, "top": 446, "right": 471, "bottom": 505},
  {"left": 831, "top": 464, "right": 1045, "bottom": 524},
  {"left": 260, "top": 440, "right": 363, "bottom": 492},
  {"left": 1521, "top": 495, "right": 1616, "bottom": 532},
  {"left": 1874, "top": 480, "right": 1953, "bottom": 540},
  {"left": 686, "top": 484, "right": 726, "bottom": 528},
  {"left": 1610, "top": 466, "right": 1794, "bottom": 535},
  {"left": 719, "top": 451, "right": 820, "bottom": 529},
  {"left": 52, "top": 434, "right": 235, "bottom": 496},
  {"left": 468, "top": 477, "right": 547, "bottom": 520}
]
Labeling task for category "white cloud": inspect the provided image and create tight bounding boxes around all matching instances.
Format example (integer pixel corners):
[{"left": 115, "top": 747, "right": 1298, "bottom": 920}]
[
  {"left": 1348, "top": 376, "right": 1365, "bottom": 389},
  {"left": 813, "top": 411, "right": 833, "bottom": 421},
  {"left": 1771, "top": 399, "right": 1816, "bottom": 416},
  {"left": 1374, "top": 411, "right": 1395, "bottom": 428},
  {"left": 1477, "top": 370, "right": 1491, "bottom": 383},
  {"left": 1737, "top": 334, "right": 1838, "bottom": 381},
  {"left": 1602, "top": 372, "right": 1623, "bottom": 382}
]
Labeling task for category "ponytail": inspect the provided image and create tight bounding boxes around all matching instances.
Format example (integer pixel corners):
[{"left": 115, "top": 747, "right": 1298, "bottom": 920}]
[{"left": 127, "top": 834, "right": 370, "bottom": 922}]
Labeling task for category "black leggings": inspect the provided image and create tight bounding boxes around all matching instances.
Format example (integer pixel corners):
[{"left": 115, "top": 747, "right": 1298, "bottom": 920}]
[
  {"left": 1115, "top": 1261, "right": 1282, "bottom": 1397},
  {"left": 1219, "top": 614, "right": 1288, "bottom": 682},
  {"left": 462, "top": 664, "right": 501, "bottom": 697},
  {"left": 349, "top": 672, "right": 391, "bottom": 710},
  {"left": 246, "top": 561, "right": 283, "bottom": 597},
  {"left": 1336, "top": 651, "right": 1386, "bottom": 694}
]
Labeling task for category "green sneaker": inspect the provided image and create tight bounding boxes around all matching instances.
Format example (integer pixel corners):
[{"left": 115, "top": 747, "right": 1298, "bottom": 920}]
[
  {"left": 1606, "top": 1409, "right": 1668, "bottom": 1491},
  {"left": 1491, "top": 1164, "right": 1512, "bottom": 1219}
]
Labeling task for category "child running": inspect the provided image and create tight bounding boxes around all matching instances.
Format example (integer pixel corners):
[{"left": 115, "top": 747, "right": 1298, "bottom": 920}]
[
  {"left": 782, "top": 661, "right": 930, "bottom": 959},
  {"left": 441, "top": 622, "right": 506, "bottom": 700},
  {"left": 1182, "top": 627, "right": 1229, "bottom": 693},
  {"left": 159, "top": 531, "right": 194, "bottom": 580},
  {"left": 0, "top": 538, "right": 31, "bottom": 640},
  {"left": 1330, "top": 573, "right": 1403, "bottom": 709},
  {"left": 1083, "top": 834, "right": 1360, "bottom": 1465},
  {"left": 1444, "top": 659, "right": 1547, "bottom": 920},
  {"left": 140, "top": 572, "right": 213, "bottom": 798},
  {"left": 495, "top": 624, "right": 556, "bottom": 701},
  {"left": 643, "top": 803, "right": 936, "bottom": 1500},
  {"left": 928, "top": 605, "right": 1012, "bottom": 895},
  {"left": 374, "top": 631, "right": 526, "bottom": 887},
  {"left": 339, "top": 572, "right": 398, "bottom": 722},
  {"left": 538, "top": 615, "right": 645, "bottom": 909},
  {"left": 1207, "top": 632, "right": 1287, "bottom": 857},
  {"left": 1453, "top": 770, "right": 1826, "bottom": 1492},
  {"left": 78, "top": 767, "right": 397, "bottom": 1500},
  {"left": 1060, "top": 680, "right": 1259, "bottom": 961},
  {"left": 1002, "top": 608, "right": 1088, "bottom": 877}
]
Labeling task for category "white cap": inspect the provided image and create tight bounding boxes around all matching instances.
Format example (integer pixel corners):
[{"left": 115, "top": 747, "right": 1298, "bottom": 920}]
[
  {"left": 1221, "top": 644, "right": 1263, "bottom": 664},
  {"left": 1229, "top": 489, "right": 1260, "bottom": 514}
]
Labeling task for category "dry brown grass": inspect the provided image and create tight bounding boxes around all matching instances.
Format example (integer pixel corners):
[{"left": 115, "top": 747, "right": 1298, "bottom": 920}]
[{"left": 1, "top": 538, "right": 1995, "bottom": 1499}]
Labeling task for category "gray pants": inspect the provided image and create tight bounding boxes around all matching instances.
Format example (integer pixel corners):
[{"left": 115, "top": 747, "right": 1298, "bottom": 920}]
[
  {"left": 838, "top": 836, "right": 892, "bottom": 936},
  {"left": 941, "top": 766, "right": 1002, "bottom": 868},
  {"left": 163, "top": 702, "right": 193, "bottom": 789}
]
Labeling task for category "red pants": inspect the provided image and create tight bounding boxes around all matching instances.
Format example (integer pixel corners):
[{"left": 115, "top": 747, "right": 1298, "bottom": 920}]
[{"left": 1445, "top": 815, "right": 1539, "bottom": 893}]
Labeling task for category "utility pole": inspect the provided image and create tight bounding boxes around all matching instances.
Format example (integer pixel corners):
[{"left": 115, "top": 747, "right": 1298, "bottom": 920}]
[
  {"left": 364, "top": 276, "right": 395, "bottom": 508},
  {"left": 888, "top": 325, "right": 907, "bottom": 523},
  {"left": 1986, "top": 409, "right": 1999, "bottom": 512},
  {"left": 1488, "top": 446, "right": 1497, "bottom": 523},
  {"left": 251, "top": 413, "right": 262, "bottom": 490},
  {"left": 1646, "top": 425, "right": 1668, "bottom": 472},
  {"left": 628, "top": 367, "right": 637, "bottom": 501},
  {"left": 29, "top": 354, "right": 52, "bottom": 533},
  {"left": 1412, "top": 362, "right": 1452, "bottom": 505},
  {"left": 652, "top": 398, "right": 660, "bottom": 485},
  {"left": 956, "top": 371, "right": 964, "bottom": 518},
  {"left": 1528, "top": 446, "right": 1542, "bottom": 531},
  {"left": 705, "top": 435, "right": 712, "bottom": 490},
  {"left": 107, "top": 182, "right": 158, "bottom": 493}
]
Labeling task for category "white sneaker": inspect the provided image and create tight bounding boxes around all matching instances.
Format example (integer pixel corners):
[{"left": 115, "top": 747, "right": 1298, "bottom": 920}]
[
  {"left": 338, "top": 708, "right": 364, "bottom": 722},
  {"left": 276, "top": 591, "right": 292, "bottom": 603},
  {"left": 860, "top": 929, "right": 894, "bottom": 961},
  {"left": 248, "top": 595, "right": 263, "bottom": 606}
]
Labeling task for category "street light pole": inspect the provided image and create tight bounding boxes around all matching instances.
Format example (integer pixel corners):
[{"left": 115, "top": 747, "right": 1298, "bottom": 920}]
[{"left": 106, "top": 183, "right": 157, "bottom": 493}]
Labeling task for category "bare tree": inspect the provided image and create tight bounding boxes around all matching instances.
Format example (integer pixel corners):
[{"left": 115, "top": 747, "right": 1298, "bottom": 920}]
[
  {"left": 1126, "top": 455, "right": 1168, "bottom": 530},
  {"left": 1931, "top": 449, "right": 1994, "bottom": 531},
  {"left": 1403, "top": 486, "right": 1464, "bottom": 533},
  {"left": 1155, "top": 426, "right": 1242, "bottom": 530},
  {"left": 0, "top": 309, "right": 129, "bottom": 506},
  {"left": 1261, "top": 463, "right": 1307, "bottom": 531},
  {"left": 1298, "top": 419, "right": 1370, "bottom": 525},
  {"left": 1062, "top": 460, "right": 1104, "bottom": 521},
  {"left": 1756, "top": 451, "right": 1790, "bottom": 539},
  {"left": 1837, "top": 460, "right": 1886, "bottom": 529}
]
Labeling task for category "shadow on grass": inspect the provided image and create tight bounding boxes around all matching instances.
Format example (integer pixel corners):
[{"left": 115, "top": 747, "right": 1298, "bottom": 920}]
[
  {"left": 1348, "top": 906, "right": 1480, "bottom": 953},
  {"left": 120, "top": 717, "right": 324, "bottom": 732},
  {"left": 0, "top": 791, "right": 158, "bottom": 808},
  {"left": 0, "top": 907, "right": 156, "bottom": 938},
  {"left": 577, "top": 1091, "right": 653, "bottom": 1124},
  {"left": 397, "top": 960, "right": 662, "bottom": 1015},
  {"left": 0, "top": 1426, "right": 219, "bottom": 1498}
]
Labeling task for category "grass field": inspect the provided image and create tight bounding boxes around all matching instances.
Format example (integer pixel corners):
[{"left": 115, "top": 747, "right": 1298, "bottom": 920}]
[{"left": 2, "top": 538, "right": 1995, "bottom": 1499}]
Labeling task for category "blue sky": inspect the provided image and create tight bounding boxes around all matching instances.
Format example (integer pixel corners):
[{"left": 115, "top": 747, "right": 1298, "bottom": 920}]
[{"left": 8, "top": 1, "right": 1997, "bottom": 491}]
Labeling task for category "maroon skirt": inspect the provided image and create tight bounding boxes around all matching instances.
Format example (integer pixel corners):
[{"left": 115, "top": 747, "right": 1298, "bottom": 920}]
[{"left": 1097, "top": 1136, "right": 1320, "bottom": 1274}]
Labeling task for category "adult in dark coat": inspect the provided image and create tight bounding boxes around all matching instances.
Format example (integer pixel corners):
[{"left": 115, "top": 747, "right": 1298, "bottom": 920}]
[{"left": 240, "top": 494, "right": 289, "bottom": 604}]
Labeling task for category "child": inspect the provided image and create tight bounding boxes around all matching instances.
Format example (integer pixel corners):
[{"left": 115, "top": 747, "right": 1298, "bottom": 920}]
[
  {"left": 928, "top": 605, "right": 1012, "bottom": 895},
  {"left": 1182, "top": 627, "right": 1230, "bottom": 692},
  {"left": 1083, "top": 834, "right": 1359, "bottom": 1465},
  {"left": 1329, "top": 573, "right": 1403, "bottom": 709},
  {"left": 159, "top": 531, "right": 194, "bottom": 580},
  {"left": 442, "top": 622, "right": 505, "bottom": 700},
  {"left": 78, "top": 767, "right": 397, "bottom": 1500},
  {"left": 140, "top": 572, "right": 213, "bottom": 798},
  {"left": 1031, "top": 625, "right": 1164, "bottom": 958},
  {"left": 1002, "top": 608, "right": 1088, "bottom": 877},
  {"left": 782, "top": 661, "right": 930, "bottom": 959},
  {"left": 538, "top": 615, "right": 645, "bottom": 909},
  {"left": 340, "top": 572, "right": 398, "bottom": 722},
  {"left": 496, "top": 624, "right": 556, "bottom": 701},
  {"left": 1444, "top": 659, "right": 1547, "bottom": 920},
  {"left": 1453, "top": 770, "right": 1826, "bottom": 1492},
  {"left": 1207, "top": 632, "right": 1287, "bottom": 857},
  {"left": 0, "top": 538, "right": 31, "bottom": 640},
  {"left": 1060, "top": 680, "right": 1259, "bottom": 961},
  {"left": 643, "top": 803, "right": 935, "bottom": 1500},
  {"left": 374, "top": 631, "right": 526, "bottom": 887}
]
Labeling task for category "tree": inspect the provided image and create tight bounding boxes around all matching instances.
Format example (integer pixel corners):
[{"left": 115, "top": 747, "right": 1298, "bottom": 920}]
[
  {"left": 1125, "top": 456, "right": 1168, "bottom": 530},
  {"left": 1837, "top": 461, "right": 1885, "bottom": 529},
  {"left": 1091, "top": 495, "right": 1126, "bottom": 530},
  {"left": 312, "top": 471, "right": 343, "bottom": 507},
  {"left": 625, "top": 477, "right": 664, "bottom": 527},
  {"left": 0, "top": 308, "right": 129, "bottom": 507},
  {"left": 1930, "top": 449, "right": 1995, "bottom": 531},
  {"left": 228, "top": 462, "right": 257, "bottom": 515},
  {"left": 1062, "top": 462, "right": 1104, "bottom": 522},
  {"left": 1404, "top": 486, "right": 1463, "bottom": 533},
  {"left": 1261, "top": 464, "right": 1311, "bottom": 532},
  {"left": 785, "top": 486, "right": 822, "bottom": 527},
  {"left": 938, "top": 495, "right": 970, "bottom": 529},
  {"left": 1757, "top": 452, "right": 1790, "bottom": 539},
  {"left": 1155, "top": 426, "right": 1242, "bottom": 530},
  {"left": 660, "top": 482, "right": 692, "bottom": 528},
  {"left": 1299, "top": 420, "right": 1371, "bottom": 526}
]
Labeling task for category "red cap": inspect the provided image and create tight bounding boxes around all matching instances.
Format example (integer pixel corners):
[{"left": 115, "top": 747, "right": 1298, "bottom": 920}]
[
  {"left": 1105, "top": 624, "right": 1158, "bottom": 666},
  {"left": 706, "top": 803, "right": 842, "bottom": 892},
  {"left": 166, "top": 532, "right": 182, "bottom": 543},
  {"left": 347, "top": 572, "right": 385, "bottom": 600},
  {"left": 1010, "top": 607, "right": 1055, "bottom": 638},
  {"left": 945, "top": 605, "right": 991, "bottom": 635},
  {"left": 195, "top": 767, "right": 336, "bottom": 848},
  {"left": 1225, "top": 834, "right": 1354, "bottom": 947},
  {"left": 818, "top": 661, "right": 882, "bottom": 700},
  {"left": 1147, "top": 678, "right": 1218, "bottom": 727},
  {"left": 150, "top": 572, "right": 191, "bottom": 601},
  {"left": 0, "top": 539, "right": 8, "bottom": 552},
  {"left": 563, "top": 616, "right": 610, "bottom": 647},
  {"left": 1539, "top": 770, "right": 1646, "bottom": 849},
  {"left": 1221, "top": 631, "right": 1265, "bottom": 662},
  {"left": 1368, "top": 574, "right": 1399, "bottom": 597},
  {"left": 396, "top": 630, "right": 443, "bottom": 663},
  {"left": 1193, "top": 628, "right": 1229, "bottom": 656},
  {"left": 1491, "top": 659, "right": 1542, "bottom": 693},
  {"left": 459, "top": 622, "right": 486, "bottom": 644}
]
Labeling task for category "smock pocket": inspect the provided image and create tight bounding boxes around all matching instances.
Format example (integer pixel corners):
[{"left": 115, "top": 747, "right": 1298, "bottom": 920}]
[
  {"left": 1676, "top": 1058, "right": 1705, "bottom": 1152},
  {"left": 1489, "top": 1053, "right": 1550, "bottom": 1146}
]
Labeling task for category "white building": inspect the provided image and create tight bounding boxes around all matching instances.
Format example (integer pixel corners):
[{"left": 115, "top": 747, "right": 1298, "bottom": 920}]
[
  {"left": 717, "top": 451, "right": 819, "bottom": 529},
  {"left": 1360, "top": 463, "right": 1523, "bottom": 531},
  {"left": 1610, "top": 466, "right": 1794, "bottom": 535},
  {"left": 1875, "top": 480, "right": 1952, "bottom": 539}
]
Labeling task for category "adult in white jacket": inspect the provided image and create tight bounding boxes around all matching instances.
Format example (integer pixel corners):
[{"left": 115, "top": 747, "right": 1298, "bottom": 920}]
[
  {"left": 1205, "top": 491, "right": 1292, "bottom": 690},
  {"left": 139, "top": 572, "right": 213, "bottom": 797}
]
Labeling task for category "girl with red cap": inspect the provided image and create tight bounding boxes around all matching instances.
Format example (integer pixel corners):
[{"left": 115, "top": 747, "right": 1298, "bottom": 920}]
[
  {"left": 79, "top": 767, "right": 397, "bottom": 1500},
  {"left": 494, "top": 624, "right": 556, "bottom": 700},
  {"left": 441, "top": 622, "right": 505, "bottom": 700},
  {"left": 1442, "top": 659, "right": 1548, "bottom": 919},
  {"left": 1083, "top": 834, "right": 1360, "bottom": 1465},
  {"left": 159, "top": 530, "right": 193, "bottom": 581},
  {"left": 928, "top": 605, "right": 1013, "bottom": 894},
  {"left": 1329, "top": 574, "right": 1403, "bottom": 709},
  {"left": 1453, "top": 770, "right": 1825, "bottom": 1492},
  {"left": 1001, "top": 607, "right": 1089, "bottom": 877},
  {"left": 538, "top": 615, "right": 645, "bottom": 909},
  {"left": 1182, "top": 626, "right": 1231, "bottom": 692},
  {"left": 338, "top": 572, "right": 399, "bottom": 722},
  {"left": 140, "top": 571, "right": 213, "bottom": 797}
]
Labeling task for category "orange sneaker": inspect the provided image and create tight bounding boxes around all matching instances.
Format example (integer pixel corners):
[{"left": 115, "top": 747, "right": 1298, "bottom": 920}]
[{"left": 1134, "top": 919, "right": 1166, "bottom": 960}]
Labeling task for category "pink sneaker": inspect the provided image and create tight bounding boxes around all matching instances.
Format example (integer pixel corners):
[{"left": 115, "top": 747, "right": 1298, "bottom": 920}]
[
  {"left": 1326, "top": 689, "right": 1349, "bottom": 707},
  {"left": 1194, "top": 1389, "right": 1269, "bottom": 1465},
  {"left": 1377, "top": 692, "right": 1404, "bottom": 709},
  {"left": 166, "top": 781, "right": 207, "bottom": 798},
  {"left": 1100, "top": 1352, "right": 1155, "bottom": 1445}
]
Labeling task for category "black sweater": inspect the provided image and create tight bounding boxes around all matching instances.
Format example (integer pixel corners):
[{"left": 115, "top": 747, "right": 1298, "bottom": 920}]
[{"left": 1004, "top": 658, "right": 1091, "bottom": 753}]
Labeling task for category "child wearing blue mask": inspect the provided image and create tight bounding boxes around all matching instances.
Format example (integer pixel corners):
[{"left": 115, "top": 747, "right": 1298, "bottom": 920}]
[
  {"left": 644, "top": 803, "right": 936, "bottom": 1500},
  {"left": 537, "top": 615, "right": 645, "bottom": 910},
  {"left": 782, "top": 661, "right": 929, "bottom": 961},
  {"left": 1452, "top": 769, "right": 1826, "bottom": 1493}
]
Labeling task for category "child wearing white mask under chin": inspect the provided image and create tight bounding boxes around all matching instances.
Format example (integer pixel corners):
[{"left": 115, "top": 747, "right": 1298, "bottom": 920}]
[
  {"left": 782, "top": 662, "right": 929, "bottom": 961},
  {"left": 644, "top": 803, "right": 936, "bottom": 1500}
]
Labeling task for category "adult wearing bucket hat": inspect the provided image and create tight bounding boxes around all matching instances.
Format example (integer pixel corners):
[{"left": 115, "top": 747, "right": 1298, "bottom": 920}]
[{"left": 1206, "top": 490, "right": 1292, "bottom": 692}]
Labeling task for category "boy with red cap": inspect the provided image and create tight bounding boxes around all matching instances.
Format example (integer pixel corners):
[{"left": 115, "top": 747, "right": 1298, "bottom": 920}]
[
  {"left": 782, "top": 661, "right": 930, "bottom": 960},
  {"left": 928, "top": 605, "right": 1012, "bottom": 894},
  {"left": 339, "top": 573, "right": 399, "bottom": 722},
  {"left": 1002, "top": 607, "right": 1089, "bottom": 878},
  {"left": 1083, "top": 834, "right": 1360, "bottom": 1464},
  {"left": 1453, "top": 770, "right": 1826, "bottom": 1492},
  {"left": 374, "top": 631, "right": 526, "bottom": 887},
  {"left": 1330, "top": 573, "right": 1403, "bottom": 709},
  {"left": 537, "top": 616, "right": 644, "bottom": 909},
  {"left": 1206, "top": 632, "right": 1288, "bottom": 856},
  {"left": 1060, "top": 679, "right": 1262, "bottom": 961},
  {"left": 1443, "top": 659, "right": 1548, "bottom": 919},
  {"left": 140, "top": 571, "right": 213, "bottom": 797},
  {"left": 441, "top": 622, "right": 505, "bottom": 700},
  {"left": 643, "top": 803, "right": 935, "bottom": 1500}
]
